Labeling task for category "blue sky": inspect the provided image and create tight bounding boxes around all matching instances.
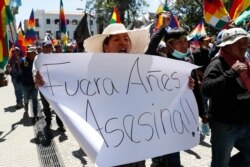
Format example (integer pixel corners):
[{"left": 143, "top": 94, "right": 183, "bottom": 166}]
[{"left": 15, "top": 0, "right": 163, "bottom": 25}]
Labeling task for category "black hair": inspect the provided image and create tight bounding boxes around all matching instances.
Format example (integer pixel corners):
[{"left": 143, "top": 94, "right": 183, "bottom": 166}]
[
  {"left": 102, "top": 35, "right": 112, "bottom": 52},
  {"left": 163, "top": 28, "right": 187, "bottom": 43}
]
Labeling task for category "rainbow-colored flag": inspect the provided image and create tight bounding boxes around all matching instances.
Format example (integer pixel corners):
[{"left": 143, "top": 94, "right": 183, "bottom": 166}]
[
  {"left": 155, "top": 4, "right": 180, "bottom": 29},
  {"left": 155, "top": 4, "right": 168, "bottom": 29},
  {"left": 25, "top": 9, "right": 37, "bottom": 46},
  {"left": 0, "top": 0, "right": 14, "bottom": 69},
  {"left": 235, "top": 9, "right": 250, "bottom": 26},
  {"left": 16, "top": 22, "right": 26, "bottom": 56},
  {"left": 59, "top": 0, "right": 68, "bottom": 44},
  {"left": 187, "top": 20, "right": 207, "bottom": 41},
  {"left": 169, "top": 13, "right": 180, "bottom": 28},
  {"left": 230, "top": 0, "right": 250, "bottom": 26},
  {"left": 230, "top": 0, "right": 250, "bottom": 20},
  {"left": 110, "top": 6, "right": 121, "bottom": 24},
  {"left": 203, "top": 0, "right": 231, "bottom": 29}
]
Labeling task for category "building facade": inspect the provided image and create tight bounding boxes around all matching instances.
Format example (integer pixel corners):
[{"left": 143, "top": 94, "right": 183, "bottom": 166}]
[{"left": 24, "top": 9, "right": 97, "bottom": 42}]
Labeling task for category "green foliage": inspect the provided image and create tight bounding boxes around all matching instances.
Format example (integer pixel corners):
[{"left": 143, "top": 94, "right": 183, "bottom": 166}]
[
  {"left": 86, "top": 0, "right": 148, "bottom": 30},
  {"left": 173, "top": 0, "right": 203, "bottom": 32},
  {"left": 174, "top": 0, "right": 231, "bottom": 35}
]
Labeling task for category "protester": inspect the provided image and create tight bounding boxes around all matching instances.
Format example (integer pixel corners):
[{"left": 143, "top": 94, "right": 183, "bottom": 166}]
[
  {"left": 189, "top": 36, "right": 212, "bottom": 124},
  {"left": 192, "top": 36, "right": 212, "bottom": 82},
  {"left": 34, "top": 23, "right": 149, "bottom": 166},
  {"left": 6, "top": 47, "right": 24, "bottom": 109},
  {"left": 64, "top": 42, "right": 75, "bottom": 53},
  {"left": 210, "top": 29, "right": 226, "bottom": 59},
  {"left": 146, "top": 23, "right": 207, "bottom": 166},
  {"left": 20, "top": 47, "right": 39, "bottom": 123},
  {"left": 33, "top": 39, "right": 66, "bottom": 139},
  {"left": 202, "top": 28, "right": 250, "bottom": 167},
  {"left": 53, "top": 43, "right": 63, "bottom": 53},
  {"left": 35, "top": 23, "right": 196, "bottom": 166},
  {"left": 36, "top": 45, "right": 43, "bottom": 54}
]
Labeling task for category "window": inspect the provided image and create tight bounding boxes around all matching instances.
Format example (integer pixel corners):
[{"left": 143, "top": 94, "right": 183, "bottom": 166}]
[
  {"left": 54, "top": 19, "right": 60, "bottom": 24},
  {"left": 36, "top": 31, "right": 40, "bottom": 40},
  {"left": 72, "top": 19, "right": 78, "bottom": 25},
  {"left": 46, "top": 19, "right": 51, "bottom": 24},
  {"left": 35, "top": 19, "right": 40, "bottom": 27},
  {"left": 56, "top": 31, "right": 60, "bottom": 40}
]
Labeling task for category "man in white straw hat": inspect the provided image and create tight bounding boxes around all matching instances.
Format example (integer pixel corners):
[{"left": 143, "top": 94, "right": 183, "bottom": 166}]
[
  {"left": 34, "top": 22, "right": 149, "bottom": 166},
  {"left": 35, "top": 23, "right": 196, "bottom": 167},
  {"left": 202, "top": 27, "right": 250, "bottom": 167},
  {"left": 70, "top": 22, "right": 150, "bottom": 167},
  {"left": 84, "top": 23, "right": 149, "bottom": 54}
]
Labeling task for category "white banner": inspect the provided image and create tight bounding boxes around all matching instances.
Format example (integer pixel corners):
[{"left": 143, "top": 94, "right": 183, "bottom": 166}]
[{"left": 37, "top": 53, "right": 200, "bottom": 166}]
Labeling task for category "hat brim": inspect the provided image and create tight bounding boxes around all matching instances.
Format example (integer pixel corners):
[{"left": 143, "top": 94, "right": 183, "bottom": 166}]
[
  {"left": 203, "top": 37, "right": 211, "bottom": 41},
  {"left": 27, "top": 51, "right": 38, "bottom": 54},
  {"left": 217, "top": 35, "right": 249, "bottom": 47},
  {"left": 84, "top": 28, "right": 149, "bottom": 53}
]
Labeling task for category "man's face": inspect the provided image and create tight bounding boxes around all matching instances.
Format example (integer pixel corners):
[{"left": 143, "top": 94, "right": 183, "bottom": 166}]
[
  {"left": 201, "top": 39, "right": 210, "bottom": 48},
  {"left": 36, "top": 47, "right": 42, "bottom": 54},
  {"left": 103, "top": 33, "right": 132, "bottom": 53},
  {"left": 225, "top": 37, "right": 249, "bottom": 60},
  {"left": 161, "top": 12, "right": 171, "bottom": 26},
  {"left": 13, "top": 49, "right": 19, "bottom": 56},
  {"left": 169, "top": 36, "right": 189, "bottom": 53},
  {"left": 55, "top": 46, "right": 62, "bottom": 53},
  {"left": 27, "top": 52, "right": 36, "bottom": 60},
  {"left": 43, "top": 44, "right": 53, "bottom": 53}
]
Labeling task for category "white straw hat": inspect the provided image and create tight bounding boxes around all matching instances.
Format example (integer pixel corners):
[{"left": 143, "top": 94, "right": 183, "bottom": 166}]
[
  {"left": 84, "top": 23, "right": 150, "bottom": 53},
  {"left": 27, "top": 46, "right": 38, "bottom": 54},
  {"left": 217, "top": 28, "right": 250, "bottom": 47},
  {"left": 14, "top": 47, "right": 20, "bottom": 51}
]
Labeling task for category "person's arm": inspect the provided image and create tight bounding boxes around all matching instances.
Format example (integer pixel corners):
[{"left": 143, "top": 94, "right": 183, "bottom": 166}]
[
  {"left": 191, "top": 70, "right": 207, "bottom": 121},
  {"left": 32, "top": 55, "right": 45, "bottom": 88},
  {"left": 145, "top": 27, "right": 167, "bottom": 55}
]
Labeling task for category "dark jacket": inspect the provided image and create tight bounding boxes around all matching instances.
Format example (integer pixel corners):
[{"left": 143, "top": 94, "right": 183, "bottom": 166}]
[
  {"left": 192, "top": 47, "right": 211, "bottom": 73},
  {"left": 145, "top": 27, "right": 167, "bottom": 56},
  {"left": 202, "top": 55, "right": 250, "bottom": 125},
  {"left": 8, "top": 55, "right": 22, "bottom": 78},
  {"left": 20, "top": 57, "right": 35, "bottom": 87}
]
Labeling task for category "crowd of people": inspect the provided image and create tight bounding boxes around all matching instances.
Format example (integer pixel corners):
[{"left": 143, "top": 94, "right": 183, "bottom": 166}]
[{"left": 3, "top": 9, "right": 250, "bottom": 167}]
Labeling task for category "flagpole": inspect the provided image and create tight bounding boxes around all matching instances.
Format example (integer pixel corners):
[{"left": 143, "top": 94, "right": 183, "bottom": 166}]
[{"left": 8, "top": 17, "right": 18, "bottom": 51}]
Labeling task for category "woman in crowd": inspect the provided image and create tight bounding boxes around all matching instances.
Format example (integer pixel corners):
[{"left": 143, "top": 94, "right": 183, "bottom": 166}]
[{"left": 35, "top": 23, "right": 196, "bottom": 167}]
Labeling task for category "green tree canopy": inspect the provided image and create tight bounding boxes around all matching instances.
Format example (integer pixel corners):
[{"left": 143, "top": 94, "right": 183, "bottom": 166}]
[{"left": 85, "top": 0, "right": 148, "bottom": 32}]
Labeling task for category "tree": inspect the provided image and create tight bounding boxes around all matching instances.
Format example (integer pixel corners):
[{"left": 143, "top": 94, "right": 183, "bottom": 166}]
[
  {"left": 174, "top": 0, "right": 203, "bottom": 31},
  {"left": 174, "top": 0, "right": 233, "bottom": 35},
  {"left": 85, "top": 0, "right": 148, "bottom": 32}
]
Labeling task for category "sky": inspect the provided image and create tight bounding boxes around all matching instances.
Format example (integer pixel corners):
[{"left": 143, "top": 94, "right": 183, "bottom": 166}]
[{"left": 15, "top": 0, "right": 163, "bottom": 26}]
